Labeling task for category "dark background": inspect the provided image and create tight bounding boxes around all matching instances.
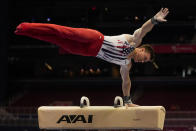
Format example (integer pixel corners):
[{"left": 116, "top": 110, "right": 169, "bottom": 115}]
[{"left": 1, "top": 0, "right": 196, "bottom": 130}]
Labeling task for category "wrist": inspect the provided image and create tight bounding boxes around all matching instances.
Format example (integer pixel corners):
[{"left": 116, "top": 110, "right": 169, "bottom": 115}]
[
  {"left": 151, "top": 16, "right": 159, "bottom": 25},
  {"left": 123, "top": 96, "right": 132, "bottom": 105}
]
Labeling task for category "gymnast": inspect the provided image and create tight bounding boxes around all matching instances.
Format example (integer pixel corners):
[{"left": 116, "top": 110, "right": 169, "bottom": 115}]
[{"left": 15, "top": 8, "right": 169, "bottom": 107}]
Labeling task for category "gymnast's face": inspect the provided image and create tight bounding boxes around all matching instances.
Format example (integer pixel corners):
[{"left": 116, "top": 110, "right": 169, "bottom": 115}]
[{"left": 133, "top": 48, "right": 151, "bottom": 63}]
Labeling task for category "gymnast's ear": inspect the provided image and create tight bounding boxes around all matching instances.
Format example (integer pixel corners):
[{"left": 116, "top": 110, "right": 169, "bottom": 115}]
[{"left": 141, "top": 47, "right": 145, "bottom": 52}]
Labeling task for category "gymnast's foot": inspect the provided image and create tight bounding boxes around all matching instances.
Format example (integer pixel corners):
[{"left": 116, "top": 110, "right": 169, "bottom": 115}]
[{"left": 14, "top": 22, "right": 29, "bottom": 35}]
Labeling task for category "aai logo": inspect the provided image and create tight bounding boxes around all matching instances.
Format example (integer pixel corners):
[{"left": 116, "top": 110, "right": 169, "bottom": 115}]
[{"left": 57, "top": 115, "right": 93, "bottom": 123}]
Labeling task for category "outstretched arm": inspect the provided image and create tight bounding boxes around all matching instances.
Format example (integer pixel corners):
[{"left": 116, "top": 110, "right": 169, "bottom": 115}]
[{"left": 133, "top": 8, "right": 169, "bottom": 47}]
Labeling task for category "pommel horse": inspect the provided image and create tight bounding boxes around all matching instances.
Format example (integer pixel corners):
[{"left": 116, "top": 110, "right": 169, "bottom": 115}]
[{"left": 38, "top": 96, "right": 166, "bottom": 130}]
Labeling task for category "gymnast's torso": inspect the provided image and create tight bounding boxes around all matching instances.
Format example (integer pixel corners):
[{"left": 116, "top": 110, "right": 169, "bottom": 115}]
[{"left": 96, "top": 31, "right": 142, "bottom": 65}]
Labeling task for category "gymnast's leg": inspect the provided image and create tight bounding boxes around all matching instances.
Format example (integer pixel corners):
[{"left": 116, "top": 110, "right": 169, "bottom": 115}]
[
  {"left": 14, "top": 23, "right": 104, "bottom": 56},
  {"left": 15, "top": 22, "right": 102, "bottom": 44}
]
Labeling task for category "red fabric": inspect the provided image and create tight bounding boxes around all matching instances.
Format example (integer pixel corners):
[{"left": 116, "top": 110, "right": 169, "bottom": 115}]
[{"left": 15, "top": 23, "right": 104, "bottom": 56}]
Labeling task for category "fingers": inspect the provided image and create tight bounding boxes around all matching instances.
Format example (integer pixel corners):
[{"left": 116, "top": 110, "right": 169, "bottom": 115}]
[
  {"left": 125, "top": 104, "right": 128, "bottom": 109},
  {"left": 125, "top": 103, "right": 140, "bottom": 107},
  {"left": 164, "top": 8, "right": 169, "bottom": 15},
  {"left": 165, "top": 10, "right": 169, "bottom": 16},
  {"left": 162, "top": 8, "right": 169, "bottom": 15},
  {"left": 159, "top": 17, "right": 167, "bottom": 22},
  {"left": 163, "top": 8, "right": 168, "bottom": 13}
]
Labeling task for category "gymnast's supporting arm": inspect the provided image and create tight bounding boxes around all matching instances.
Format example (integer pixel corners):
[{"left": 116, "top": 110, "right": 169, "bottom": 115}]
[
  {"left": 120, "top": 63, "right": 139, "bottom": 107},
  {"left": 120, "top": 63, "right": 131, "bottom": 97}
]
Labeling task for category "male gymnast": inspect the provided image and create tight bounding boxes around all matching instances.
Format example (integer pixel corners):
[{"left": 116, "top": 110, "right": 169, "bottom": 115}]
[{"left": 15, "top": 8, "right": 169, "bottom": 107}]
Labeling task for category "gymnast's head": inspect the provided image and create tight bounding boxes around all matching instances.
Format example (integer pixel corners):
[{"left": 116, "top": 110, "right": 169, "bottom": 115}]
[{"left": 132, "top": 44, "right": 155, "bottom": 63}]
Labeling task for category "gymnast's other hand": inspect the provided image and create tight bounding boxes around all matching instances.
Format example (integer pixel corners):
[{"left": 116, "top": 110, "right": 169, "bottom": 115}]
[{"left": 154, "top": 8, "right": 169, "bottom": 22}]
